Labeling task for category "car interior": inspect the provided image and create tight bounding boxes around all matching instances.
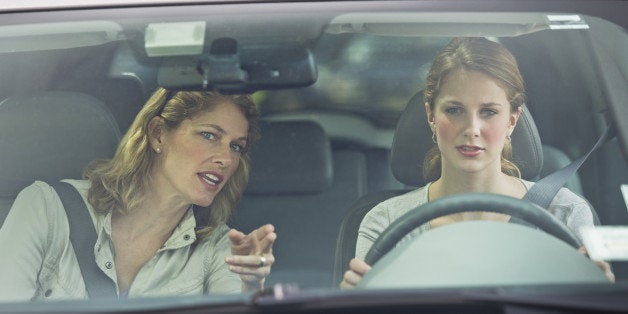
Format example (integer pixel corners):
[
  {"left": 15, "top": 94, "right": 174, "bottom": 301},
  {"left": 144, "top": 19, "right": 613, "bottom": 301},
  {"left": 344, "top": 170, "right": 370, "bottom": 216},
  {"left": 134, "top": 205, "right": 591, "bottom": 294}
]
[
  {"left": 0, "top": 6, "right": 627, "bottom": 298},
  {"left": 0, "top": 66, "right": 610, "bottom": 290}
]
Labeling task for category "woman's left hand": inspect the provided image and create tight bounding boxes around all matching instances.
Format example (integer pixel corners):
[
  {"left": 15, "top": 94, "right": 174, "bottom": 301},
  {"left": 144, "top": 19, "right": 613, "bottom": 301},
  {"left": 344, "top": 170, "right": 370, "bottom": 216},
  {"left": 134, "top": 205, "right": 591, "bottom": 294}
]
[
  {"left": 578, "top": 246, "right": 615, "bottom": 283},
  {"left": 226, "top": 224, "right": 276, "bottom": 292}
]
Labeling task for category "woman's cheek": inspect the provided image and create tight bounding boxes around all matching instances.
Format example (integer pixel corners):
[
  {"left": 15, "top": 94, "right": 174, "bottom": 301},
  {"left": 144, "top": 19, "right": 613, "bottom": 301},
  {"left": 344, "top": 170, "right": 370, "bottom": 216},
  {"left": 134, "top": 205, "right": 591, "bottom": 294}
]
[
  {"left": 436, "top": 119, "right": 456, "bottom": 143},
  {"left": 482, "top": 121, "right": 509, "bottom": 145},
  {"left": 224, "top": 157, "right": 241, "bottom": 181}
]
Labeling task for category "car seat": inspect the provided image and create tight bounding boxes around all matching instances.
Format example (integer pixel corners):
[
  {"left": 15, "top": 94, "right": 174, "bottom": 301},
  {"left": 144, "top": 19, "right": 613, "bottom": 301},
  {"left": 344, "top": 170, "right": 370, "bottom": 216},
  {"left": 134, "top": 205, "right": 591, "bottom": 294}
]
[
  {"left": 0, "top": 91, "right": 121, "bottom": 226},
  {"left": 332, "top": 91, "right": 551, "bottom": 285}
]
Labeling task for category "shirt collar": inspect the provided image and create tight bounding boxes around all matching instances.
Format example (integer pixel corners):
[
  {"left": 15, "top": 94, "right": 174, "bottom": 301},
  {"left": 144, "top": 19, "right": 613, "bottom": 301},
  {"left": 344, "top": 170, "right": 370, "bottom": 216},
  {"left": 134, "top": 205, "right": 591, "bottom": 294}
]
[{"left": 98, "top": 206, "right": 198, "bottom": 251}]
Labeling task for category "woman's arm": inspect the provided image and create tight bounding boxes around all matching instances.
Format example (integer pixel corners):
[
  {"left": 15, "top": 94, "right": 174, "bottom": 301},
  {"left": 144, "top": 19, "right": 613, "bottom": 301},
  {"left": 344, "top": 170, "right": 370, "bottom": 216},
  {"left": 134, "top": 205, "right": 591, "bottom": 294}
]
[
  {"left": 341, "top": 203, "right": 392, "bottom": 289},
  {"left": 204, "top": 227, "right": 243, "bottom": 294},
  {"left": 0, "top": 182, "right": 54, "bottom": 301}
]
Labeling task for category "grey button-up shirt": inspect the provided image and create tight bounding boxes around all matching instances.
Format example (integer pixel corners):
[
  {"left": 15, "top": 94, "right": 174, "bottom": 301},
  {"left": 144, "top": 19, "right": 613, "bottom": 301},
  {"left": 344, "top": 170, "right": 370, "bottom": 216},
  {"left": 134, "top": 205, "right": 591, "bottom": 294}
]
[{"left": 0, "top": 180, "right": 241, "bottom": 302}]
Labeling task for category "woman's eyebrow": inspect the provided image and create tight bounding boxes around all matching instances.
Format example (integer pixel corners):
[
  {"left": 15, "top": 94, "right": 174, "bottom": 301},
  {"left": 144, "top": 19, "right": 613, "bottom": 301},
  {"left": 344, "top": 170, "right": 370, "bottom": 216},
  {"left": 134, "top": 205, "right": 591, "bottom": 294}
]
[
  {"left": 481, "top": 102, "right": 504, "bottom": 108},
  {"left": 201, "top": 123, "right": 248, "bottom": 141},
  {"left": 200, "top": 123, "right": 226, "bottom": 134},
  {"left": 436, "top": 97, "right": 463, "bottom": 106}
]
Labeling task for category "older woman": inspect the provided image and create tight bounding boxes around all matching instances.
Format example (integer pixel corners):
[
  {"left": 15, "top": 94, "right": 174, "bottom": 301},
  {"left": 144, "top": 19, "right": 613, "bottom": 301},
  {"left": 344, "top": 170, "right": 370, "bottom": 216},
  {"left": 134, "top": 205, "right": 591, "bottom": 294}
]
[{"left": 0, "top": 88, "right": 275, "bottom": 300}]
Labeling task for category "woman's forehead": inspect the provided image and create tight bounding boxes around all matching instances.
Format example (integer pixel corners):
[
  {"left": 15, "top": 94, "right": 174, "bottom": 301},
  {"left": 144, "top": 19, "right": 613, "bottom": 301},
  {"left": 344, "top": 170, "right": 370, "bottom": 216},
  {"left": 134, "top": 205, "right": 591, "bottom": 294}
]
[{"left": 189, "top": 103, "right": 249, "bottom": 137}]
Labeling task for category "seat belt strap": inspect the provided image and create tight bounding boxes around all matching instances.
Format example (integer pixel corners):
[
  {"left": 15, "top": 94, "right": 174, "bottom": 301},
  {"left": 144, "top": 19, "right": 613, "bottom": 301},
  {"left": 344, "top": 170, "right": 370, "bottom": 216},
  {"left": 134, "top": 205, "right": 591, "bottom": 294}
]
[
  {"left": 523, "top": 125, "right": 614, "bottom": 209},
  {"left": 52, "top": 181, "right": 118, "bottom": 298}
]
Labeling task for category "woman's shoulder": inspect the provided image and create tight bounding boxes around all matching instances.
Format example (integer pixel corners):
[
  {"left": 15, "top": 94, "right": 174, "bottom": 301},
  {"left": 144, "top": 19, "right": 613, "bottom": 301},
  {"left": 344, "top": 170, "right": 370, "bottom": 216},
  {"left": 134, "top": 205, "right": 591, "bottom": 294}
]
[
  {"left": 552, "top": 187, "right": 589, "bottom": 207},
  {"left": 21, "top": 179, "right": 90, "bottom": 198},
  {"left": 379, "top": 184, "right": 429, "bottom": 207},
  {"left": 520, "top": 179, "right": 588, "bottom": 207},
  {"left": 520, "top": 179, "right": 594, "bottom": 228},
  {"left": 16, "top": 180, "right": 68, "bottom": 204},
  {"left": 8, "top": 180, "right": 73, "bottom": 236},
  {"left": 365, "top": 184, "right": 430, "bottom": 222}
]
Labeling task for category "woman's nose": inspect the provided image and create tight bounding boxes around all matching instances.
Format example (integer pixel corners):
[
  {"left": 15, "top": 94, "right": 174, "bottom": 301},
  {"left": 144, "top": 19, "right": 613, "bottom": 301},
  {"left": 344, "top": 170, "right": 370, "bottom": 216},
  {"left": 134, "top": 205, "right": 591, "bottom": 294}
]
[
  {"left": 463, "top": 115, "right": 481, "bottom": 138},
  {"left": 213, "top": 143, "right": 234, "bottom": 167}
]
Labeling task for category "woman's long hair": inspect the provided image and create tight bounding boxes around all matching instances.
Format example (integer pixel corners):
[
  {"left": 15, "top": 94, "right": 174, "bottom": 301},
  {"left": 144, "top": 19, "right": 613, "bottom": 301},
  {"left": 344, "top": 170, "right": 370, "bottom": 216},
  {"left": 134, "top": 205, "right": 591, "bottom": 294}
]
[
  {"left": 84, "top": 88, "right": 260, "bottom": 239},
  {"left": 422, "top": 37, "right": 526, "bottom": 182}
]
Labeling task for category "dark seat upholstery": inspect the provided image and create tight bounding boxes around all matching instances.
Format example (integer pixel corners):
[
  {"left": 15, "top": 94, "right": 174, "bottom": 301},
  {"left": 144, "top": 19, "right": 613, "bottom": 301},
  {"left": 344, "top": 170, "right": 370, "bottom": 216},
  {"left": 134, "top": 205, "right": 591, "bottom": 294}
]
[
  {"left": 332, "top": 92, "right": 547, "bottom": 285},
  {"left": 230, "top": 120, "right": 367, "bottom": 288},
  {"left": 0, "top": 91, "right": 121, "bottom": 226}
]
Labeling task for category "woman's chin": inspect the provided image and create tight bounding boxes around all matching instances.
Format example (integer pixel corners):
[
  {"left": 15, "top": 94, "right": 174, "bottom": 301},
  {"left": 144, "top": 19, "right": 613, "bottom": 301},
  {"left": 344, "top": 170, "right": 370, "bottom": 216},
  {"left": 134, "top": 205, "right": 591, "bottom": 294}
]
[{"left": 194, "top": 196, "right": 215, "bottom": 208}]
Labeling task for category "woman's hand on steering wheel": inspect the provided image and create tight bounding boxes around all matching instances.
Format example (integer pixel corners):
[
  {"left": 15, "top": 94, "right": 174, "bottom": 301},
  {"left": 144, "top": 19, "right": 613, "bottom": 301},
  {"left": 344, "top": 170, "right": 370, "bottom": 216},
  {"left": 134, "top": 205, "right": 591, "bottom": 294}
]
[
  {"left": 340, "top": 258, "right": 371, "bottom": 289},
  {"left": 578, "top": 246, "right": 615, "bottom": 282}
]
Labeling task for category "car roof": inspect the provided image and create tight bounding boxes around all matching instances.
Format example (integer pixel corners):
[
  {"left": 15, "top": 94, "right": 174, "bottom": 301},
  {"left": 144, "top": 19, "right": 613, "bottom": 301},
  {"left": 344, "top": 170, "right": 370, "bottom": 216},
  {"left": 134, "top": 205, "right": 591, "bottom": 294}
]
[{"left": 0, "top": 0, "right": 238, "bottom": 12}]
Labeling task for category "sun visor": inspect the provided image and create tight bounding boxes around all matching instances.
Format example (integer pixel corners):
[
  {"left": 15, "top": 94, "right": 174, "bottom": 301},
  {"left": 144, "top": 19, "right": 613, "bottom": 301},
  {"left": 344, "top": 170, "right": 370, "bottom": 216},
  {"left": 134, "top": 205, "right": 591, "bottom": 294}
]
[{"left": 325, "top": 12, "right": 589, "bottom": 37}]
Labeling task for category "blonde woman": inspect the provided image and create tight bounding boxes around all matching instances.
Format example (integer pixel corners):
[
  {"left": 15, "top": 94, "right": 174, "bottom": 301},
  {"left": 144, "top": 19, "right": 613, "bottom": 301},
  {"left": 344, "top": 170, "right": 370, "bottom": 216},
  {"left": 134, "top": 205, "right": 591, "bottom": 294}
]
[{"left": 0, "top": 88, "right": 275, "bottom": 300}]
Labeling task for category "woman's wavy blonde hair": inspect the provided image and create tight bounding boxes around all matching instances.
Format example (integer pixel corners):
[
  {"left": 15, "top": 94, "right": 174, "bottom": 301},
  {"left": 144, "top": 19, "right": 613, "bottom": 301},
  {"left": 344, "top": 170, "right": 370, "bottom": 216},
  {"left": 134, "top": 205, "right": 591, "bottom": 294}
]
[
  {"left": 422, "top": 37, "right": 526, "bottom": 183},
  {"left": 84, "top": 88, "right": 259, "bottom": 239}
]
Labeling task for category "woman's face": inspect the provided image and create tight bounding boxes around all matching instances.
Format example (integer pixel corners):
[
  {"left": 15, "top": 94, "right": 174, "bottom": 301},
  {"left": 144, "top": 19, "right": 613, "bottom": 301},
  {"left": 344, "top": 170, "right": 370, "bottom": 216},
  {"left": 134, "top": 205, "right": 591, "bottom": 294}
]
[
  {"left": 152, "top": 102, "right": 249, "bottom": 207},
  {"left": 426, "top": 68, "right": 520, "bottom": 177}
]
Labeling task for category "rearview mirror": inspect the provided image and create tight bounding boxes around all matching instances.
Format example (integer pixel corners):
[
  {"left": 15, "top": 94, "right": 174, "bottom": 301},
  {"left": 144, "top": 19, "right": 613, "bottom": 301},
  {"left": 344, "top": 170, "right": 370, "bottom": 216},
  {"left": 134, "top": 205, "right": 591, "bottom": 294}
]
[{"left": 157, "top": 38, "right": 317, "bottom": 93}]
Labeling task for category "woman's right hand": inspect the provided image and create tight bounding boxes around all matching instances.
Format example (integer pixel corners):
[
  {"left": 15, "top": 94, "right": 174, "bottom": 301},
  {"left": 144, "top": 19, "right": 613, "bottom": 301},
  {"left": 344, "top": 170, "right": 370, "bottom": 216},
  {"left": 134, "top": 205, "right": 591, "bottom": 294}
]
[
  {"left": 339, "top": 258, "right": 371, "bottom": 289},
  {"left": 578, "top": 246, "right": 615, "bottom": 283}
]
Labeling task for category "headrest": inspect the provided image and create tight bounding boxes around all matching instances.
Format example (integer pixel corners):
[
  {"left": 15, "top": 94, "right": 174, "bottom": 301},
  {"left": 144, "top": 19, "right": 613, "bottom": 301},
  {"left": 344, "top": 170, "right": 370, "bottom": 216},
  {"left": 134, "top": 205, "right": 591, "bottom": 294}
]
[
  {"left": 391, "top": 92, "right": 543, "bottom": 186},
  {"left": 246, "top": 120, "right": 333, "bottom": 195},
  {"left": 0, "top": 92, "right": 121, "bottom": 197}
]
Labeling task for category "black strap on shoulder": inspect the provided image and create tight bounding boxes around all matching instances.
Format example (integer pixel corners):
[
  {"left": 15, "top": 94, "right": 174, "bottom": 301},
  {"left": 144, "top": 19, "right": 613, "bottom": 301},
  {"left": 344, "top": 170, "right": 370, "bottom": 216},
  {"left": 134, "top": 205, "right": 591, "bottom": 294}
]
[
  {"left": 523, "top": 125, "right": 614, "bottom": 208},
  {"left": 509, "top": 125, "right": 613, "bottom": 230},
  {"left": 52, "top": 181, "right": 118, "bottom": 299}
]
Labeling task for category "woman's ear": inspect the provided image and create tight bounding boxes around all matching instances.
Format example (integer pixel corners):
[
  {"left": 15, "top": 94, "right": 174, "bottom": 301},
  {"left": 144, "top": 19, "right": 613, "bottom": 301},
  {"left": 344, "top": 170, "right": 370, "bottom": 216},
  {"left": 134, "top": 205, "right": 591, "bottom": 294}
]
[
  {"left": 425, "top": 102, "right": 435, "bottom": 130},
  {"left": 148, "top": 116, "right": 164, "bottom": 153},
  {"left": 508, "top": 106, "right": 523, "bottom": 136}
]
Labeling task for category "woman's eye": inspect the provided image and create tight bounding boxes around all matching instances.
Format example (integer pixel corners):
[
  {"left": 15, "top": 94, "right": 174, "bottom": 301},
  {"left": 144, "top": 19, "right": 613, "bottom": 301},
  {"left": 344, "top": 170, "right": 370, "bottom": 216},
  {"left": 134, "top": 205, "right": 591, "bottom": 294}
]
[
  {"left": 230, "top": 143, "right": 245, "bottom": 153},
  {"left": 481, "top": 108, "right": 498, "bottom": 116},
  {"left": 445, "top": 107, "right": 463, "bottom": 115},
  {"left": 200, "top": 132, "right": 216, "bottom": 140}
]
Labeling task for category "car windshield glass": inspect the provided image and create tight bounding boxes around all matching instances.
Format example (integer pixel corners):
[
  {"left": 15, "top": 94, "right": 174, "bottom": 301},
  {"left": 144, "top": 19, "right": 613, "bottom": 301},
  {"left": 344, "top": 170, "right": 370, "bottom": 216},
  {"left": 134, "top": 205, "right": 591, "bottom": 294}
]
[{"left": 0, "top": 2, "right": 627, "bottom": 312}]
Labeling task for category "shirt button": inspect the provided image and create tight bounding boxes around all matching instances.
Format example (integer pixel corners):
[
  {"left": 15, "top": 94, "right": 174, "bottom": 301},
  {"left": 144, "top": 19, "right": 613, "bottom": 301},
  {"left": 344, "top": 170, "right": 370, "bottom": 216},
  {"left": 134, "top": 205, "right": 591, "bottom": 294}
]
[
  {"left": 105, "top": 261, "right": 113, "bottom": 269},
  {"left": 183, "top": 234, "right": 191, "bottom": 241},
  {"left": 44, "top": 289, "right": 52, "bottom": 297}
]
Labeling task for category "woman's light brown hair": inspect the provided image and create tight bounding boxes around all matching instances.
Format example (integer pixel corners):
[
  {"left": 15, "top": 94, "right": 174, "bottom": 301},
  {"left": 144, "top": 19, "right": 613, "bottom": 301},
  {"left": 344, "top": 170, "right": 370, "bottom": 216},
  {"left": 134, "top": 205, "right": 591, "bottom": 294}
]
[
  {"left": 84, "top": 88, "right": 259, "bottom": 239},
  {"left": 422, "top": 37, "right": 525, "bottom": 182}
]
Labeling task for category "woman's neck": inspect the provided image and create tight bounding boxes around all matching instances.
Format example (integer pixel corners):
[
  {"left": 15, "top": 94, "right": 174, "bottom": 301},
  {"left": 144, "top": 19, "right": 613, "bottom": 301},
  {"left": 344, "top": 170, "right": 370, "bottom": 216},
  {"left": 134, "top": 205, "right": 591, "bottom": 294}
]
[
  {"left": 113, "top": 186, "right": 191, "bottom": 241},
  {"left": 430, "top": 169, "right": 525, "bottom": 201},
  {"left": 427, "top": 169, "right": 527, "bottom": 228}
]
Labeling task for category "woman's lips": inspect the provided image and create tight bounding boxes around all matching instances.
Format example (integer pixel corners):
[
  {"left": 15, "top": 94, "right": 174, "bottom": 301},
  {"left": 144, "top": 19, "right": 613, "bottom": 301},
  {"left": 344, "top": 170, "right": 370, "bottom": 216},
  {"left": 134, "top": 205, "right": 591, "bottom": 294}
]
[
  {"left": 456, "top": 145, "right": 484, "bottom": 157},
  {"left": 198, "top": 172, "right": 223, "bottom": 190}
]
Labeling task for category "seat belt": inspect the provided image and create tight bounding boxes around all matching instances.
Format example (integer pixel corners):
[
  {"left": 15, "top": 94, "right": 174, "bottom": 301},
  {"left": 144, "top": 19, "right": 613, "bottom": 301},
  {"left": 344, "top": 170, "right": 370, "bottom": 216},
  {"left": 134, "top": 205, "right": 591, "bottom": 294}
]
[
  {"left": 523, "top": 125, "right": 614, "bottom": 208},
  {"left": 52, "top": 181, "right": 118, "bottom": 299},
  {"left": 508, "top": 125, "right": 613, "bottom": 240}
]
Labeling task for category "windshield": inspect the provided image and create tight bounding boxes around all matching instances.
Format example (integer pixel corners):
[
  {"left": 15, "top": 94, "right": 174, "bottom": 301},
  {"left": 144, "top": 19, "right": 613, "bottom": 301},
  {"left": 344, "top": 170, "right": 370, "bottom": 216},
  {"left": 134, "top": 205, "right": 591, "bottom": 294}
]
[{"left": 0, "top": 1, "right": 627, "bottom": 313}]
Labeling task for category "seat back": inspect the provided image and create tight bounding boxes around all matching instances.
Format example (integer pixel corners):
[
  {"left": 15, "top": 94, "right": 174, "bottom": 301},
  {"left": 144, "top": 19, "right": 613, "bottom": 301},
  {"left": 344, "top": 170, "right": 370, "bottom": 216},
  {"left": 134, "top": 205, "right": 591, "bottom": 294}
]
[
  {"left": 0, "top": 91, "right": 121, "bottom": 226},
  {"left": 332, "top": 92, "right": 545, "bottom": 285},
  {"left": 230, "top": 120, "right": 368, "bottom": 288}
]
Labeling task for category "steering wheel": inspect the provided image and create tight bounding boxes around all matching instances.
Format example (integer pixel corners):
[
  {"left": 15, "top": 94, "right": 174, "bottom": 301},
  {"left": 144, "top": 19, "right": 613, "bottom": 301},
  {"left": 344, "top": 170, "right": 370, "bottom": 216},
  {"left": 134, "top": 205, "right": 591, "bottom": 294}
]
[{"left": 364, "top": 193, "right": 582, "bottom": 266}]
